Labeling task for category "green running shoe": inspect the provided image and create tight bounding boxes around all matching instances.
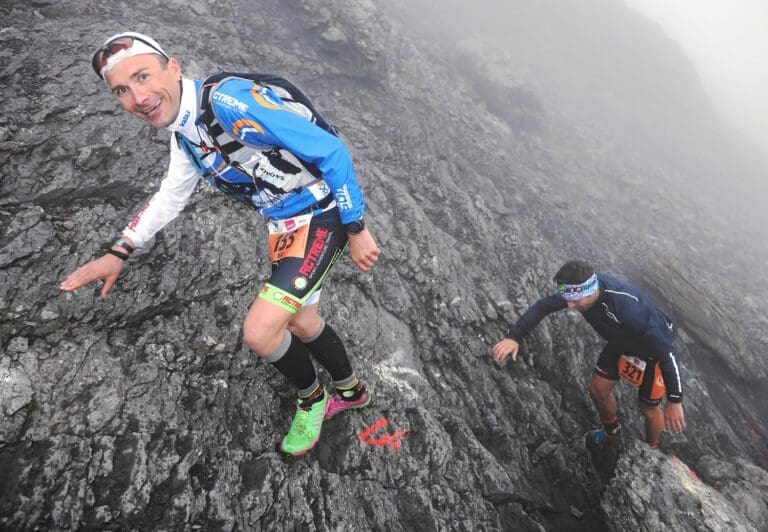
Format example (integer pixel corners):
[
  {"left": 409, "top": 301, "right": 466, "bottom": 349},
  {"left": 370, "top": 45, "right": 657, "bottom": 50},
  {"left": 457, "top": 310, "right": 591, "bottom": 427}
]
[{"left": 280, "top": 391, "right": 329, "bottom": 456}]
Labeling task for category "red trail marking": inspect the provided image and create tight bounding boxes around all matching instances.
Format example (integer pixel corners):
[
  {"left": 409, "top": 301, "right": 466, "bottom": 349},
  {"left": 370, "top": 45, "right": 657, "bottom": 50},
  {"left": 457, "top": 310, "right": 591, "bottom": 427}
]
[{"left": 358, "top": 417, "right": 412, "bottom": 451}]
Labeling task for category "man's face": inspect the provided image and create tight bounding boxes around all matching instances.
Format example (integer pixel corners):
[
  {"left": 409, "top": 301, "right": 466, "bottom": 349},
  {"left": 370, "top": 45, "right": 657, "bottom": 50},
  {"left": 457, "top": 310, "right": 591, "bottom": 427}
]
[
  {"left": 566, "top": 290, "right": 600, "bottom": 312},
  {"left": 105, "top": 54, "right": 182, "bottom": 128}
]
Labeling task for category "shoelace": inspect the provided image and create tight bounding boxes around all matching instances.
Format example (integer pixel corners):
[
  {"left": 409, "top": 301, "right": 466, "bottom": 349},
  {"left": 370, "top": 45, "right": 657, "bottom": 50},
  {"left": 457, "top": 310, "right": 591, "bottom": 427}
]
[
  {"left": 294, "top": 398, "right": 325, "bottom": 431},
  {"left": 291, "top": 407, "right": 313, "bottom": 435}
]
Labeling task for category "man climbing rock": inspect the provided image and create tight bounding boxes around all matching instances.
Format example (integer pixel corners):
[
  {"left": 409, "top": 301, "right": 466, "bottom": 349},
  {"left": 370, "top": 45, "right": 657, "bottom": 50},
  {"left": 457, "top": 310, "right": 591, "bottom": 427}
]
[
  {"left": 493, "top": 259, "right": 685, "bottom": 448},
  {"left": 60, "top": 32, "right": 380, "bottom": 456}
]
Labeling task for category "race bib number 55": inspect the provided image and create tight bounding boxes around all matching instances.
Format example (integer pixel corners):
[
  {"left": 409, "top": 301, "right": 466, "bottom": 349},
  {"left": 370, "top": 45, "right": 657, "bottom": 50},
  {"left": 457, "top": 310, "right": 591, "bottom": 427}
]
[{"left": 267, "top": 213, "right": 312, "bottom": 262}]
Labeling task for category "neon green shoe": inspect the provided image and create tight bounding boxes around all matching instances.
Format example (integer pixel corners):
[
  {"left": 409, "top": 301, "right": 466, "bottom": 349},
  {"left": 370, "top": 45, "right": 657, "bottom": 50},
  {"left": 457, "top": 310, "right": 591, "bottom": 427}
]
[{"left": 280, "top": 391, "right": 329, "bottom": 456}]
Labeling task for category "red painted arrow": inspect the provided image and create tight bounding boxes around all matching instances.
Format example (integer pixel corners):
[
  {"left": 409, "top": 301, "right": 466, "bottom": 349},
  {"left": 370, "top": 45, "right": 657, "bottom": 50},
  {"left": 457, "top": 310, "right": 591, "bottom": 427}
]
[{"left": 358, "top": 417, "right": 412, "bottom": 451}]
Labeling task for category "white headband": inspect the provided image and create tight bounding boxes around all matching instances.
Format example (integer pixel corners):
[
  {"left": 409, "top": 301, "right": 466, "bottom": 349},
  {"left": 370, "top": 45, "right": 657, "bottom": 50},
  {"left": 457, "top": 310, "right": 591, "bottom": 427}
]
[
  {"left": 94, "top": 32, "right": 169, "bottom": 79},
  {"left": 99, "top": 40, "right": 166, "bottom": 78}
]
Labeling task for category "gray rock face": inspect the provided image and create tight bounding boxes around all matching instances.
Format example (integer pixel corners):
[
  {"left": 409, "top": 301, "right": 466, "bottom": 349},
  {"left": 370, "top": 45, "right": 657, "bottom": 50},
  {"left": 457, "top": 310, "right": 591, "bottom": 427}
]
[
  {"left": 1, "top": 0, "right": 767, "bottom": 530},
  {"left": 603, "top": 441, "right": 760, "bottom": 532}
]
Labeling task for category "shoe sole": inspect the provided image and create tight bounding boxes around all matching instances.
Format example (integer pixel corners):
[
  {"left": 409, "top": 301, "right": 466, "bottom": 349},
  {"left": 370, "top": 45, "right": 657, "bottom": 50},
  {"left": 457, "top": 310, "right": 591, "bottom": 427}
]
[{"left": 324, "top": 389, "right": 375, "bottom": 420}]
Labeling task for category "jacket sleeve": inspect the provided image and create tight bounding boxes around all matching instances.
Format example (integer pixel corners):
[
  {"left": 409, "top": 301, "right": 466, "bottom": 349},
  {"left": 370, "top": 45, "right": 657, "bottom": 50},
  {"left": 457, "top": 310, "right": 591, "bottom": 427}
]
[
  {"left": 122, "top": 138, "right": 201, "bottom": 247},
  {"left": 211, "top": 79, "right": 365, "bottom": 224},
  {"left": 642, "top": 319, "right": 683, "bottom": 403},
  {"left": 506, "top": 294, "right": 567, "bottom": 341},
  {"left": 621, "top": 303, "right": 683, "bottom": 403},
  {"left": 655, "top": 344, "right": 683, "bottom": 403}
]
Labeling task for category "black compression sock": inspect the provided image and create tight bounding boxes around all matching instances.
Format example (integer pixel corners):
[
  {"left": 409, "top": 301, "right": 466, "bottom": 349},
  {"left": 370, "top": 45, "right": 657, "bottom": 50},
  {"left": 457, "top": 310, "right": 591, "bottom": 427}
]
[
  {"left": 267, "top": 332, "right": 318, "bottom": 391},
  {"left": 302, "top": 321, "right": 354, "bottom": 382}
]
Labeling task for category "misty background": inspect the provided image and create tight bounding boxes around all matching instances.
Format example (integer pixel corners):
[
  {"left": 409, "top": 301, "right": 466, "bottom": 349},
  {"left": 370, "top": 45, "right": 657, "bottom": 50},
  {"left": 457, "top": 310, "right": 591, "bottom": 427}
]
[
  {"left": 387, "top": 0, "right": 768, "bottom": 416},
  {"left": 628, "top": 0, "right": 768, "bottom": 156},
  {"left": 392, "top": 0, "right": 768, "bottom": 293}
]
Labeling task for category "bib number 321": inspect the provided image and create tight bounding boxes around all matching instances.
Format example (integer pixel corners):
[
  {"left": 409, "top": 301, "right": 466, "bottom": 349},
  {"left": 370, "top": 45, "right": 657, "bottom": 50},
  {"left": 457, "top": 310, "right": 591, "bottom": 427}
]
[{"left": 618, "top": 355, "right": 646, "bottom": 388}]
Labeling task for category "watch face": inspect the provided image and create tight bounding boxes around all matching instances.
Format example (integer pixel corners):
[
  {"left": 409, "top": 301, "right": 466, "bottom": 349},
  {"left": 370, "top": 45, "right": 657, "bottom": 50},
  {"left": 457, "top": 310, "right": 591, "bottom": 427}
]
[{"left": 347, "top": 220, "right": 364, "bottom": 234}]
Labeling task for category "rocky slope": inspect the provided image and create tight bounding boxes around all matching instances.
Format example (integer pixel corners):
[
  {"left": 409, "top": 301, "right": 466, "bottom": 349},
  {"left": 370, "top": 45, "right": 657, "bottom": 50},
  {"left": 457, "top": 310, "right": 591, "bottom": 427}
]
[{"left": 1, "top": 0, "right": 767, "bottom": 530}]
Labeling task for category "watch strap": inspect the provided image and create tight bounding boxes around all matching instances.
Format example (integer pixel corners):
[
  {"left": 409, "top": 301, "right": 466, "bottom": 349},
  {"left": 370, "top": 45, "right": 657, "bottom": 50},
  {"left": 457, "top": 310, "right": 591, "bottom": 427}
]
[
  {"left": 114, "top": 238, "right": 135, "bottom": 254},
  {"left": 107, "top": 248, "right": 129, "bottom": 261}
]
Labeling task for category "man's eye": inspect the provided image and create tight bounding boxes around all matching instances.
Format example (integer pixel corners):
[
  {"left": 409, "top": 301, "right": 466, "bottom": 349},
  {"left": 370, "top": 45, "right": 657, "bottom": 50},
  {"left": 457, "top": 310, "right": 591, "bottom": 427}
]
[
  {"left": 138, "top": 72, "right": 149, "bottom": 81},
  {"left": 115, "top": 87, "right": 127, "bottom": 96}
]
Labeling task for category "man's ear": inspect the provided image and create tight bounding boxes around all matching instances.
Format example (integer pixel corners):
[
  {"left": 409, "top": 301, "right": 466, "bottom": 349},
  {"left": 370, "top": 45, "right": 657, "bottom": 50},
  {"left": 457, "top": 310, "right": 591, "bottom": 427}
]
[{"left": 168, "top": 57, "right": 181, "bottom": 80}]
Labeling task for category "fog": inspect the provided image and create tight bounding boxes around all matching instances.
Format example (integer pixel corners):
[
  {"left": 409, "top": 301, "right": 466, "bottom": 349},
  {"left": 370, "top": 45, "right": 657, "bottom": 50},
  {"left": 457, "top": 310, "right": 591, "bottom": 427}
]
[
  {"left": 627, "top": 0, "right": 768, "bottom": 156},
  {"left": 390, "top": 0, "right": 768, "bottom": 240}
]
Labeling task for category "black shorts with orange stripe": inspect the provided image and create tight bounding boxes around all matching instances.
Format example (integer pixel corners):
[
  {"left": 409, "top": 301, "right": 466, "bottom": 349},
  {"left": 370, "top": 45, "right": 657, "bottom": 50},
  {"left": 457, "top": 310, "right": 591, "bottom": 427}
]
[{"left": 593, "top": 343, "right": 668, "bottom": 406}]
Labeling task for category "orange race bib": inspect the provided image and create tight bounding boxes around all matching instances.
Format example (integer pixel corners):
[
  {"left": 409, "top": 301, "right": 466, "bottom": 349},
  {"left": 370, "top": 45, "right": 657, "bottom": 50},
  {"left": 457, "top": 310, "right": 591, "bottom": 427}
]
[
  {"left": 267, "top": 214, "right": 312, "bottom": 262},
  {"left": 618, "top": 355, "right": 646, "bottom": 388}
]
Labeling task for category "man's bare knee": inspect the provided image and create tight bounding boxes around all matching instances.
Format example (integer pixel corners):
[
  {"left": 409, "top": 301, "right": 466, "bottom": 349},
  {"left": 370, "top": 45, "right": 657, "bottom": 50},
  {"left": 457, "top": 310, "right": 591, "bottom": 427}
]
[
  {"left": 286, "top": 307, "right": 322, "bottom": 340},
  {"left": 243, "top": 309, "right": 288, "bottom": 356},
  {"left": 242, "top": 294, "right": 296, "bottom": 356},
  {"left": 243, "top": 324, "right": 271, "bottom": 356}
]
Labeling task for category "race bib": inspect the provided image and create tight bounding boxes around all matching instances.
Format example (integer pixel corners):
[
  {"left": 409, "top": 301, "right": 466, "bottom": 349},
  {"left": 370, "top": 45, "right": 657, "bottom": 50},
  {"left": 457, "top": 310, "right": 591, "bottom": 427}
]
[
  {"left": 618, "top": 355, "right": 647, "bottom": 388},
  {"left": 267, "top": 213, "right": 311, "bottom": 262}
]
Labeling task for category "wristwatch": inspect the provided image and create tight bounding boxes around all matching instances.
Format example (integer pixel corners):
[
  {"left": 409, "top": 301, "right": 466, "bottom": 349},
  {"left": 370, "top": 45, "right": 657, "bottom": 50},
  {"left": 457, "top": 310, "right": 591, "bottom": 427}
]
[
  {"left": 113, "top": 238, "right": 135, "bottom": 254},
  {"left": 344, "top": 218, "right": 365, "bottom": 235}
]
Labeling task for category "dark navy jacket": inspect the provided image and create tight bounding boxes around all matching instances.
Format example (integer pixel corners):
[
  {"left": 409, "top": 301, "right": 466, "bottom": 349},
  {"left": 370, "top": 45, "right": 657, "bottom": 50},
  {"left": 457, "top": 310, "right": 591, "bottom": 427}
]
[{"left": 507, "top": 274, "right": 683, "bottom": 402}]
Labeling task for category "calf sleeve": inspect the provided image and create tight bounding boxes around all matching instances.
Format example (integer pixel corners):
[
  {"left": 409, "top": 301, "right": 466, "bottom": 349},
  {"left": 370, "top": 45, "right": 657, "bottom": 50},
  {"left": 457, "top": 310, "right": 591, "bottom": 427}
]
[
  {"left": 301, "top": 319, "right": 355, "bottom": 384},
  {"left": 264, "top": 330, "right": 319, "bottom": 394}
]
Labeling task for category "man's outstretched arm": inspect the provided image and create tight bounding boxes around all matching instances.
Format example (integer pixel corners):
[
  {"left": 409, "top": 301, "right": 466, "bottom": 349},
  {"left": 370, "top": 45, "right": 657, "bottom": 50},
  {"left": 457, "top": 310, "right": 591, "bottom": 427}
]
[{"left": 493, "top": 294, "right": 566, "bottom": 363}]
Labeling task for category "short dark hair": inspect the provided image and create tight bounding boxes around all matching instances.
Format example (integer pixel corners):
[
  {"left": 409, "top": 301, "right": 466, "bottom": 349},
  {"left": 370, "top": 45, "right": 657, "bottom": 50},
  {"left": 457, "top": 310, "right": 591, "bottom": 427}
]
[{"left": 553, "top": 260, "right": 594, "bottom": 285}]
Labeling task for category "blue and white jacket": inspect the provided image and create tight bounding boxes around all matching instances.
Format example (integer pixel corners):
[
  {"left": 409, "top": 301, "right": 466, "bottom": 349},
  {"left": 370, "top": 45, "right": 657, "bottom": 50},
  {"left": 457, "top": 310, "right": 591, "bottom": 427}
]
[
  {"left": 123, "top": 77, "right": 365, "bottom": 247},
  {"left": 507, "top": 274, "right": 683, "bottom": 402}
]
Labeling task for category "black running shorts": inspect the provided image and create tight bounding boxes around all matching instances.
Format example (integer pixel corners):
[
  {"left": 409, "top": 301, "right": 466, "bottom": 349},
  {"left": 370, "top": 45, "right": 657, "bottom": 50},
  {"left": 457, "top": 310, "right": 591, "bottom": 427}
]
[
  {"left": 258, "top": 207, "right": 347, "bottom": 313},
  {"left": 593, "top": 343, "right": 667, "bottom": 406}
]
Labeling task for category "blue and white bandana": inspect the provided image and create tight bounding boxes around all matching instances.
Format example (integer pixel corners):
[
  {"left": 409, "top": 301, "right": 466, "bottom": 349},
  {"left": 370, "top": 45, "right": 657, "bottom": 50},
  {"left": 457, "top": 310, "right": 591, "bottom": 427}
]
[{"left": 558, "top": 274, "right": 598, "bottom": 301}]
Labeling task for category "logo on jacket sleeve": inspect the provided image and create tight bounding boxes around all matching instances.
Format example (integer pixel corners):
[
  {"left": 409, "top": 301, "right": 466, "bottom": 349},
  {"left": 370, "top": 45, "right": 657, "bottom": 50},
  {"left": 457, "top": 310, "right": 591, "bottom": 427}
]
[
  {"left": 232, "top": 119, "right": 265, "bottom": 139},
  {"left": 335, "top": 184, "right": 352, "bottom": 210},
  {"left": 251, "top": 85, "right": 283, "bottom": 110},
  {"left": 213, "top": 92, "right": 249, "bottom": 113}
]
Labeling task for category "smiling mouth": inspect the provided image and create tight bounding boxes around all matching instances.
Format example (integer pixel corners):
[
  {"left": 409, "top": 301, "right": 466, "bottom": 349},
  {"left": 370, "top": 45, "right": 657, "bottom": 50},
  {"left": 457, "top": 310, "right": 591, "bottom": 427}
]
[{"left": 141, "top": 100, "right": 161, "bottom": 115}]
